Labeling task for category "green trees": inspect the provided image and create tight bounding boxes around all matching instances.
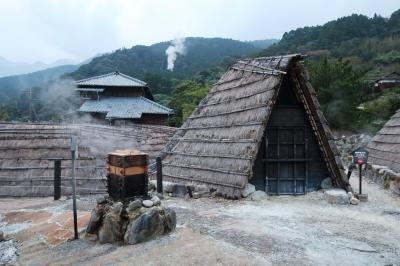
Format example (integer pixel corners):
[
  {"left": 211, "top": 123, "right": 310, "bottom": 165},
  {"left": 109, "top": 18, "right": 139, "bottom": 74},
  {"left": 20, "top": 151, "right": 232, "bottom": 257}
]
[
  {"left": 167, "top": 80, "right": 210, "bottom": 126},
  {"left": 307, "top": 58, "right": 367, "bottom": 130}
]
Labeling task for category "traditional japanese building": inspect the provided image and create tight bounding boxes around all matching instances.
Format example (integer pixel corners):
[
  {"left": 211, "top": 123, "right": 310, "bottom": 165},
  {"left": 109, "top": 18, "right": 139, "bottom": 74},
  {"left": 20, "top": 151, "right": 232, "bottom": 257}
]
[
  {"left": 161, "top": 54, "right": 349, "bottom": 198},
  {"left": 75, "top": 71, "right": 173, "bottom": 125}
]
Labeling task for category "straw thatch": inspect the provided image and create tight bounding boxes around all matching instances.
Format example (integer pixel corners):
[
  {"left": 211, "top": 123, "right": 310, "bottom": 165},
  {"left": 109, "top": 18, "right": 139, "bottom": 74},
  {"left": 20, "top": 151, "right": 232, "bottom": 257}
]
[
  {"left": 161, "top": 54, "right": 349, "bottom": 198},
  {"left": 0, "top": 122, "right": 176, "bottom": 197},
  {"left": 367, "top": 109, "right": 400, "bottom": 172}
]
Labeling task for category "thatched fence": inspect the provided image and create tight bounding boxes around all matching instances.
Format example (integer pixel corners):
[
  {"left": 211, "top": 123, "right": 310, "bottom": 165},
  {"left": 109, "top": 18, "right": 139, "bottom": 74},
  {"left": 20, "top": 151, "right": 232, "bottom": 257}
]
[{"left": 0, "top": 122, "right": 176, "bottom": 197}]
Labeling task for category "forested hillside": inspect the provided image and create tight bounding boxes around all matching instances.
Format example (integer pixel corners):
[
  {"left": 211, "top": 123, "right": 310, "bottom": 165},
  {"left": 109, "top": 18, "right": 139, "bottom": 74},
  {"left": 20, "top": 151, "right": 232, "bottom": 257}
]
[
  {"left": 0, "top": 64, "right": 78, "bottom": 103},
  {"left": 260, "top": 9, "right": 400, "bottom": 133},
  {"left": 0, "top": 38, "right": 270, "bottom": 122}
]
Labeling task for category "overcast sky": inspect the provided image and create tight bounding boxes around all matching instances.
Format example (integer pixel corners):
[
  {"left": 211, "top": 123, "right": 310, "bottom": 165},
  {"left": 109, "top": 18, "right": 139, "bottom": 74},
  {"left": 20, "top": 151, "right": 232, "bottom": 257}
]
[{"left": 0, "top": 0, "right": 398, "bottom": 64}]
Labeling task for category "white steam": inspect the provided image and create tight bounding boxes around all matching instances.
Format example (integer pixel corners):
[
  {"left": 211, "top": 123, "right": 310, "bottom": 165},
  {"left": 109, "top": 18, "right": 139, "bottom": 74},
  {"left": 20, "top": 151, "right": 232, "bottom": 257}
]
[{"left": 165, "top": 38, "right": 186, "bottom": 71}]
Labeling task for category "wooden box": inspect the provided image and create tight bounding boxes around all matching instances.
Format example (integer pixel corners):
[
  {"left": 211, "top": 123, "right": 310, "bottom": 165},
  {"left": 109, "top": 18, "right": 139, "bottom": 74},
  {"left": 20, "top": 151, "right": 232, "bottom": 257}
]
[{"left": 106, "top": 149, "right": 149, "bottom": 201}]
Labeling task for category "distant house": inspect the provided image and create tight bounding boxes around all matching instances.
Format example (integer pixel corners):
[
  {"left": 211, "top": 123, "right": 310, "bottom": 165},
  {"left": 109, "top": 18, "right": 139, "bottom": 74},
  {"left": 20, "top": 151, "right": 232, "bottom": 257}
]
[
  {"left": 75, "top": 71, "right": 173, "bottom": 125},
  {"left": 374, "top": 72, "right": 400, "bottom": 91}
]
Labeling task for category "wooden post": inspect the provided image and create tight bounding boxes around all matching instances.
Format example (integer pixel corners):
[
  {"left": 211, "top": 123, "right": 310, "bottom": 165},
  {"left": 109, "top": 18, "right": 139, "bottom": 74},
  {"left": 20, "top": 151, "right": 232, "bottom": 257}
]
[
  {"left": 156, "top": 157, "right": 163, "bottom": 194},
  {"left": 54, "top": 160, "right": 61, "bottom": 200},
  {"left": 359, "top": 164, "right": 362, "bottom": 195},
  {"left": 70, "top": 137, "right": 79, "bottom": 240}
]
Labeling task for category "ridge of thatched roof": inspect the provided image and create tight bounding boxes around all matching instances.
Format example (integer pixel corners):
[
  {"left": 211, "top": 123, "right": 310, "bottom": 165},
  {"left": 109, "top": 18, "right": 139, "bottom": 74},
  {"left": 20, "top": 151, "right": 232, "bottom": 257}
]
[
  {"left": 160, "top": 54, "right": 348, "bottom": 198},
  {"left": 367, "top": 109, "right": 400, "bottom": 172}
]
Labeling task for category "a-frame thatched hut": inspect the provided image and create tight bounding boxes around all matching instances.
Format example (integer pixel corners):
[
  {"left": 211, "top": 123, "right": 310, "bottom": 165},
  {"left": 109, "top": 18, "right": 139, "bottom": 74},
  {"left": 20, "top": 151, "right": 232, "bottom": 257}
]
[
  {"left": 367, "top": 109, "right": 400, "bottom": 172},
  {"left": 162, "top": 54, "right": 349, "bottom": 198}
]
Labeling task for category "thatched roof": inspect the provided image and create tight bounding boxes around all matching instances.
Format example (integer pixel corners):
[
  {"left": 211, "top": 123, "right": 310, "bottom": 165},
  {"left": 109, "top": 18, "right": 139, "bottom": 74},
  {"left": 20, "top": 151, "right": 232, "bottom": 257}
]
[
  {"left": 367, "top": 109, "right": 400, "bottom": 172},
  {"left": 161, "top": 54, "right": 348, "bottom": 197}
]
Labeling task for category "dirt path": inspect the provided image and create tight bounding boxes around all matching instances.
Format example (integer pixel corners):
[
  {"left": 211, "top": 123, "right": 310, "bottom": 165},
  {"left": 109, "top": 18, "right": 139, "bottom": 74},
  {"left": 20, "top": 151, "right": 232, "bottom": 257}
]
[{"left": 1, "top": 175, "right": 399, "bottom": 266}]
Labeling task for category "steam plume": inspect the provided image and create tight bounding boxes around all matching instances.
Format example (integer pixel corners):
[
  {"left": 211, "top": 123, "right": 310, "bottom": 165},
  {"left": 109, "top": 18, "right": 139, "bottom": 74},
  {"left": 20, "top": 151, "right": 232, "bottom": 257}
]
[{"left": 165, "top": 38, "right": 186, "bottom": 71}]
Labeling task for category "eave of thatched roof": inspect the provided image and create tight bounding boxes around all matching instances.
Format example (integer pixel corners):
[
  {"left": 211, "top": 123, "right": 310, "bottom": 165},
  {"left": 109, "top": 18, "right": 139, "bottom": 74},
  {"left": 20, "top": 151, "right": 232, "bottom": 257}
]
[
  {"left": 367, "top": 109, "right": 400, "bottom": 172},
  {"left": 161, "top": 54, "right": 348, "bottom": 197}
]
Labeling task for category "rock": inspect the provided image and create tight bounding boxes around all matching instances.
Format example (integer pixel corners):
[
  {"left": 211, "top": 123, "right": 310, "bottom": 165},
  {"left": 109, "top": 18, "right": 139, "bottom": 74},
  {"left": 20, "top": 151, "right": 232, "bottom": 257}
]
[
  {"left": 111, "top": 202, "right": 123, "bottom": 215},
  {"left": 142, "top": 200, "right": 154, "bottom": 208},
  {"left": 194, "top": 184, "right": 209, "bottom": 192},
  {"left": 148, "top": 180, "right": 156, "bottom": 191},
  {"left": 155, "top": 192, "right": 164, "bottom": 200},
  {"left": 98, "top": 207, "right": 123, "bottom": 244},
  {"left": 350, "top": 197, "right": 360, "bottom": 205},
  {"left": 0, "top": 231, "right": 3, "bottom": 241},
  {"left": 127, "top": 200, "right": 143, "bottom": 220},
  {"left": 192, "top": 191, "right": 211, "bottom": 199},
  {"left": 96, "top": 196, "right": 108, "bottom": 204},
  {"left": 250, "top": 190, "right": 267, "bottom": 201},
  {"left": 151, "top": 196, "right": 161, "bottom": 206},
  {"left": 163, "top": 208, "right": 177, "bottom": 233},
  {"left": 86, "top": 205, "right": 105, "bottom": 234},
  {"left": 128, "top": 199, "right": 142, "bottom": 212},
  {"left": 172, "top": 184, "right": 187, "bottom": 197},
  {"left": 324, "top": 189, "right": 349, "bottom": 205},
  {"left": 357, "top": 193, "right": 368, "bottom": 202},
  {"left": 347, "top": 192, "right": 354, "bottom": 199},
  {"left": 241, "top": 183, "right": 256, "bottom": 198},
  {"left": 163, "top": 182, "right": 176, "bottom": 193},
  {"left": 320, "top": 177, "right": 333, "bottom": 189},
  {"left": 124, "top": 207, "right": 176, "bottom": 245}
]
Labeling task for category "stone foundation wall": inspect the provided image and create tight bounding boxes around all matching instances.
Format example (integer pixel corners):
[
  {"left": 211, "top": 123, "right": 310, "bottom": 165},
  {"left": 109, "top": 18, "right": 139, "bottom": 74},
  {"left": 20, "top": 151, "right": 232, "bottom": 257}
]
[{"left": 364, "top": 163, "right": 400, "bottom": 194}]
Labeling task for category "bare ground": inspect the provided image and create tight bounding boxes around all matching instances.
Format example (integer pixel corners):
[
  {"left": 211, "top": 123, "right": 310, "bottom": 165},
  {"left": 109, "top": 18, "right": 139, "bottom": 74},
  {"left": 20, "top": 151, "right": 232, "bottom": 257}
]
[{"left": 1, "top": 174, "right": 400, "bottom": 266}]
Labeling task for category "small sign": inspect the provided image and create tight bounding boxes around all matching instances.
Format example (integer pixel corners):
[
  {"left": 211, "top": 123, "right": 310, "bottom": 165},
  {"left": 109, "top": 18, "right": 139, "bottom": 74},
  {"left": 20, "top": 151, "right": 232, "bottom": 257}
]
[
  {"left": 352, "top": 147, "right": 369, "bottom": 165},
  {"left": 70, "top": 136, "right": 79, "bottom": 159}
]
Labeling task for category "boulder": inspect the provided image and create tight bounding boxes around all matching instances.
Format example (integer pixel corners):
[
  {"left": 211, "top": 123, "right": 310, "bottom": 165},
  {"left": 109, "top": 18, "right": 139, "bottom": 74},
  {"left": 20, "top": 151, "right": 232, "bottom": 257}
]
[
  {"left": 98, "top": 209, "right": 123, "bottom": 244},
  {"left": 124, "top": 207, "right": 176, "bottom": 245},
  {"left": 86, "top": 205, "right": 105, "bottom": 234},
  {"left": 128, "top": 199, "right": 142, "bottom": 211},
  {"left": 324, "top": 189, "right": 349, "bottom": 205},
  {"left": 172, "top": 184, "right": 187, "bottom": 197},
  {"left": 241, "top": 183, "right": 256, "bottom": 198},
  {"left": 357, "top": 193, "right": 368, "bottom": 202},
  {"left": 163, "top": 182, "right": 177, "bottom": 193},
  {"left": 250, "top": 191, "right": 267, "bottom": 201},
  {"left": 350, "top": 197, "right": 360, "bottom": 205},
  {"left": 320, "top": 177, "right": 333, "bottom": 189},
  {"left": 192, "top": 191, "right": 210, "bottom": 199},
  {"left": 151, "top": 196, "right": 161, "bottom": 206},
  {"left": 142, "top": 200, "right": 154, "bottom": 208},
  {"left": 163, "top": 208, "right": 177, "bottom": 233},
  {"left": 0, "top": 231, "right": 3, "bottom": 242},
  {"left": 127, "top": 200, "right": 143, "bottom": 220}
]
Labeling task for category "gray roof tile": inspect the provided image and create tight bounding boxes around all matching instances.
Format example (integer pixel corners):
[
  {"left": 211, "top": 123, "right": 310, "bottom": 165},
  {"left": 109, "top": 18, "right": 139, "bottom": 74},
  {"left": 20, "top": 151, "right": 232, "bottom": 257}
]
[
  {"left": 75, "top": 71, "right": 147, "bottom": 87},
  {"left": 78, "top": 97, "right": 173, "bottom": 119}
]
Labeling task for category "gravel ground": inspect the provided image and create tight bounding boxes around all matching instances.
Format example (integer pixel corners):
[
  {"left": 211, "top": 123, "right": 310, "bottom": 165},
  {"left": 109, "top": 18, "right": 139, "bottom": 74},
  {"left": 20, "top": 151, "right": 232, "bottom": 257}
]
[{"left": 1, "top": 174, "right": 400, "bottom": 266}]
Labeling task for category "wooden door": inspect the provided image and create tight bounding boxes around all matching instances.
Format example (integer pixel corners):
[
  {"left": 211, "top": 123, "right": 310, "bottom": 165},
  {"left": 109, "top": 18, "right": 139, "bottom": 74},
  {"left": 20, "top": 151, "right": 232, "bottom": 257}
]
[{"left": 264, "top": 126, "right": 308, "bottom": 195}]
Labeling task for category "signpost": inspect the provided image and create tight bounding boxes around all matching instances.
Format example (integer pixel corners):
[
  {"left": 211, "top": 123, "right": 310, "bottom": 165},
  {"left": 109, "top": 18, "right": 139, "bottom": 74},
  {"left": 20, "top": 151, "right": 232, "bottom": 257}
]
[
  {"left": 70, "top": 136, "right": 79, "bottom": 240},
  {"left": 352, "top": 147, "right": 369, "bottom": 195}
]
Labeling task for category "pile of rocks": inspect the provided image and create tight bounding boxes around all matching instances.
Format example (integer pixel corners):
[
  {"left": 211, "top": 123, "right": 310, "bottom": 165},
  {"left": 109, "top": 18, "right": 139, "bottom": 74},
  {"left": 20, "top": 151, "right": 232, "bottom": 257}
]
[
  {"left": 335, "top": 134, "right": 372, "bottom": 165},
  {"left": 86, "top": 196, "right": 176, "bottom": 245}
]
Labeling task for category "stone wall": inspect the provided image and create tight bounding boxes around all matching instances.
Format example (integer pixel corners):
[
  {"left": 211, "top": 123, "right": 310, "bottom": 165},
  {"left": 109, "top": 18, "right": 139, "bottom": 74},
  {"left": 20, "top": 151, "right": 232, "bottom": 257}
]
[
  {"left": 364, "top": 163, "right": 400, "bottom": 194},
  {"left": 334, "top": 134, "right": 372, "bottom": 167}
]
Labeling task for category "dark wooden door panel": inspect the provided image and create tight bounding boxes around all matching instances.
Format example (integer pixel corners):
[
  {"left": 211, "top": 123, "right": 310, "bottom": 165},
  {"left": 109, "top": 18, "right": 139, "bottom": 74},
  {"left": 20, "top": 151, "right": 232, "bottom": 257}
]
[{"left": 265, "top": 126, "right": 308, "bottom": 195}]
